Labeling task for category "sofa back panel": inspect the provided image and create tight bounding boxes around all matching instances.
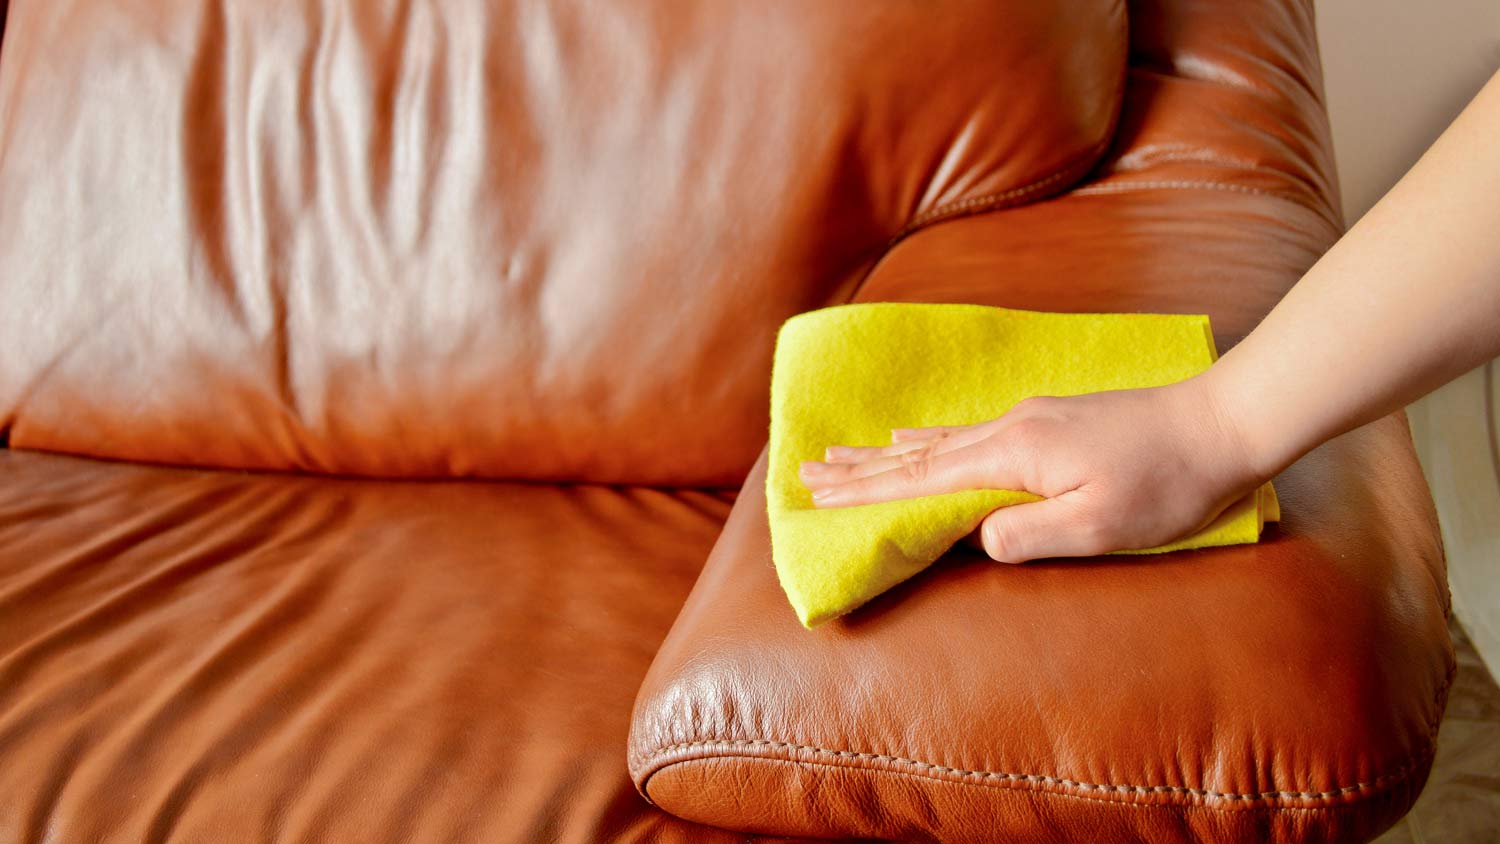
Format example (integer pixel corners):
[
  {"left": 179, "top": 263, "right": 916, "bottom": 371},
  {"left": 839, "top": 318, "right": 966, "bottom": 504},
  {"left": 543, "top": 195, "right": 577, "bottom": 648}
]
[{"left": 0, "top": 0, "right": 1125, "bottom": 485}]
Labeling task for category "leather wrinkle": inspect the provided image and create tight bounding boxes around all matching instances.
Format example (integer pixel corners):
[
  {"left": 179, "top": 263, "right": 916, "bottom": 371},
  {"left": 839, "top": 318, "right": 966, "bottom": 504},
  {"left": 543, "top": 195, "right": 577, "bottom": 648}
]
[
  {"left": 135, "top": 558, "right": 362, "bottom": 844},
  {"left": 20, "top": 722, "right": 96, "bottom": 842},
  {"left": 0, "top": 449, "right": 752, "bottom": 842},
  {"left": 183, "top": 0, "right": 244, "bottom": 327},
  {"left": 0, "top": 482, "right": 255, "bottom": 661}
]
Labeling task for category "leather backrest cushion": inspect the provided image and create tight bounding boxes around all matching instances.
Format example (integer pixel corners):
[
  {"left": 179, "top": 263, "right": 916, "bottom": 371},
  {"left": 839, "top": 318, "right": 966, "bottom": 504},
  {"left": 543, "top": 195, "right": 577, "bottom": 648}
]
[{"left": 0, "top": 0, "right": 1125, "bottom": 485}]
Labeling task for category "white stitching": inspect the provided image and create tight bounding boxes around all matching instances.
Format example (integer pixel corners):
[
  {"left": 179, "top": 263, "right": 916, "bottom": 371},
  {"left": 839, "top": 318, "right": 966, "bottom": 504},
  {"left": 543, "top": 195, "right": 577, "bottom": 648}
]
[
  {"left": 1071, "top": 179, "right": 1296, "bottom": 200},
  {"left": 633, "top": 738, "right": 1436, "bottom": 803}
]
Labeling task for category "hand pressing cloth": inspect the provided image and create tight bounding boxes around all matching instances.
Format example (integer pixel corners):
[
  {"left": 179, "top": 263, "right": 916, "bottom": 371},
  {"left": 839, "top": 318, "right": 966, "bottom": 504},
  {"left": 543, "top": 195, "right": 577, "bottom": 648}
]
[{"left": 767, "top": 303, "right": 1278, "bottom": 628}]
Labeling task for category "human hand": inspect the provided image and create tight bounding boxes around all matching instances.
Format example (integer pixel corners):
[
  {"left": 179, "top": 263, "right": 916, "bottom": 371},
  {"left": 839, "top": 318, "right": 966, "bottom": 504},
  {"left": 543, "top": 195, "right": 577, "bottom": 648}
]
[{"left": 797, "top": 377, "right": 1270, "bottom": 563}]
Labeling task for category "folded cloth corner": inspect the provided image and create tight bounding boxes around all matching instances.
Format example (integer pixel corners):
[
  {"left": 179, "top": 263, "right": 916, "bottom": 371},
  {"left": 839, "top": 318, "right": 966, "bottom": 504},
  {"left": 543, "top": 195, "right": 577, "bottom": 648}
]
[{"left": 767, "top": 303, "right": 1278, "bottom": 628}]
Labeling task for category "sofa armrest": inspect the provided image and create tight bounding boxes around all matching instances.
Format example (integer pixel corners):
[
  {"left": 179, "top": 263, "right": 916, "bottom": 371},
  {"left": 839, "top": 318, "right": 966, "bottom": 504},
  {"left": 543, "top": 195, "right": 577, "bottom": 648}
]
[
  {"left": 629, "top": 158, "right": 1452, "bottom": 843},
  {"left": 629, "top": 401, "right": 1451, "bottom": 840}
]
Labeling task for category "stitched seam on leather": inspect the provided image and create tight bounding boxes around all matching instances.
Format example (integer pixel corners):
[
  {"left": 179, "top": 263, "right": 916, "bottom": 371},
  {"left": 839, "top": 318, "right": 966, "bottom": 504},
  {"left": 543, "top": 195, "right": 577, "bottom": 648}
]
[
  {"left": 646, "top": 752, "right": 1435, "bottom": 817},
  {"left": 838, "top": 132, "right": 1113, "bottom": 308},
  {"left": 1071, "top": 179, "right": 1299, "bottom": 202},
  {"left": 887, "top": 132, "right": 1112, "bottom": 249},
  {"left": 634, "top": 642, "right": 1456, "bottom": 802},
  {"left": 633, "top": 737, "right": 1436, "bottom": 804}
]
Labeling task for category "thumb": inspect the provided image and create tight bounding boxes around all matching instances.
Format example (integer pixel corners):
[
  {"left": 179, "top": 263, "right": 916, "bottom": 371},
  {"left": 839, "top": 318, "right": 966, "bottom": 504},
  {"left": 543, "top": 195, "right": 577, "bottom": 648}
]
[{"left": 977, "top": 495, "right": 1111, "bottom": 563}]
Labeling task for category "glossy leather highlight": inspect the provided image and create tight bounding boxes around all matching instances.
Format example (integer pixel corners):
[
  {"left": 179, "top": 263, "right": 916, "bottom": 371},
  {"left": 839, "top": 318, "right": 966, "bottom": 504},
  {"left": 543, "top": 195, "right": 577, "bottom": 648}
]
[{"left": 0, "top": 0, "right": 1124, "bottom": 486}]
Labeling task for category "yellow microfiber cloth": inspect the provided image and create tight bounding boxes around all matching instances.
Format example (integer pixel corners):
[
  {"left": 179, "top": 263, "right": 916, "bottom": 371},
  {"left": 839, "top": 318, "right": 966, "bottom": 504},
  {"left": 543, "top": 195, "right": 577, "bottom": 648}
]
[{"left": 767, "top": 303, "right": 1278, "bottom": 628}]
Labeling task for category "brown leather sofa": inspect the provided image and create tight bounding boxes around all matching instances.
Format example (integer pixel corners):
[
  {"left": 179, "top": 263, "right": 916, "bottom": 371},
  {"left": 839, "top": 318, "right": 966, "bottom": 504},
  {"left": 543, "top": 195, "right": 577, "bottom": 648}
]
[{"left": 0, "top": 1, "right": 1454, "bottom": 842}]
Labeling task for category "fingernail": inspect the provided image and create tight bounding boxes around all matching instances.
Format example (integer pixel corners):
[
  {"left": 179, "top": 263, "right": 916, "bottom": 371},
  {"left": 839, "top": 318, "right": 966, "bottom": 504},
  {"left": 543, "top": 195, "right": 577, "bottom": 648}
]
[
  {"left": 824, "top": 447, "right": 846, "bottom": 460},
  {"left": 800, "top": 461, "right": 826, "bottom": 475},
  {"left": 811, "top": 489, "right": 833, "bottom": 504}
]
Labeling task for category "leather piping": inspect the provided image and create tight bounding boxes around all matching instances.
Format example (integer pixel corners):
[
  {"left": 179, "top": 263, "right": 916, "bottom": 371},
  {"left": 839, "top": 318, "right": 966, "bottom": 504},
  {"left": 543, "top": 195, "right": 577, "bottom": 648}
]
[{"left": 635, "top": 737, "right": 1438, "bottom": 810}]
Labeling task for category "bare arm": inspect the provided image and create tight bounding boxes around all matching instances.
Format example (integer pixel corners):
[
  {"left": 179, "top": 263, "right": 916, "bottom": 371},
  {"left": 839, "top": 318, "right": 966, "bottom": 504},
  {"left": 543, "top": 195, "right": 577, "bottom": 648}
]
[
  {"left": 1211, "top": 68, "right": 1500, "bottom": 477},
  {"left": 800, "top": 69, "right": 1500, "bottom": 562}
]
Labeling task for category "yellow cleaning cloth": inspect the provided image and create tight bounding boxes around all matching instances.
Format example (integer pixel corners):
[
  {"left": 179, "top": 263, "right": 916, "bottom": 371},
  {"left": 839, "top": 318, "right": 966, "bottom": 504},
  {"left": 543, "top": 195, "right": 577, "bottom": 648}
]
[{"left": 767, "top": 303, "right": 1278, "bottom": 628}]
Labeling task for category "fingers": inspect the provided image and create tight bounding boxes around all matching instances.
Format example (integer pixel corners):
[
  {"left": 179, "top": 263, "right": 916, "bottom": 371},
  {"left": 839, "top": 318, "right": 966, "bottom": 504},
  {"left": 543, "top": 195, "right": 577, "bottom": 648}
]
[
  {"left": 891, "top": 425, "right": 963, "bottom": 443},
  {"left": 977, "top": 495, "right": 1111, "bottom": 563},
  {"left": 805, "top": 444, "right": 955, "bottom": 486},
  {"left": 823, "top": 443, "right": 907, "bottom": 464},
  {"left": 819, "top": 428, "right": 990, "bottom": 471},
  {"left": 803, "top": 441, "right": 1022, "bottom": 508},
  {"left": 823, "top": 419, "right": 1002, "bottom": 465},
  {"left": 824, "top": 433, "right": 959, "bottom": 464}
]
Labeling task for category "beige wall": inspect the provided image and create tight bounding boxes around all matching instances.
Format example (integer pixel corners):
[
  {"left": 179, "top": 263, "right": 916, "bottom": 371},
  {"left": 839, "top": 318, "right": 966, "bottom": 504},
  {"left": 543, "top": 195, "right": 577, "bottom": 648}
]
[
  {"left": 1317, "top": 0, "right": 1500, "bottom": 223},
  {"left": 1314, "top": 1, "right": 1500, "bottom": 670}
]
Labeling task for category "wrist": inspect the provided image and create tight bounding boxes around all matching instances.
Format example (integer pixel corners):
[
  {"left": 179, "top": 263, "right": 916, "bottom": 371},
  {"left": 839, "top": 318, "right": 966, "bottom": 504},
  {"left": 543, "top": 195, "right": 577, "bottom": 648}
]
[{"left": 1176, "top": 367, "right": 1285, "bottom": 485}]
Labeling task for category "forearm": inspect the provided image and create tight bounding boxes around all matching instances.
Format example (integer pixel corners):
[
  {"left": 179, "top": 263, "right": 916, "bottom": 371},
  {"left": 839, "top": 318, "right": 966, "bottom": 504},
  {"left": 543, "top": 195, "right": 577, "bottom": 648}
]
[{"left": 1200, "top": 69, "right": 1500, "bottom": 478}]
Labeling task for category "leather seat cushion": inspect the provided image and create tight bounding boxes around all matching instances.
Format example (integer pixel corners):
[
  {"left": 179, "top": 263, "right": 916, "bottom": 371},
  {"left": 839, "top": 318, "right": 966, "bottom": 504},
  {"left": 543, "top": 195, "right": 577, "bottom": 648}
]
[{"left": 0, "top": 448, "right": 794, "bottom": 843}]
